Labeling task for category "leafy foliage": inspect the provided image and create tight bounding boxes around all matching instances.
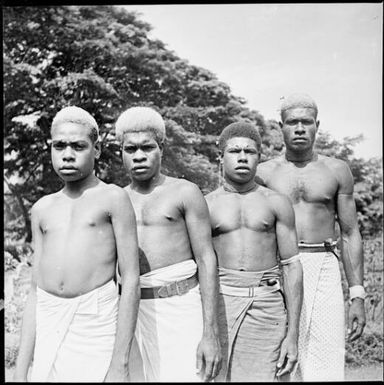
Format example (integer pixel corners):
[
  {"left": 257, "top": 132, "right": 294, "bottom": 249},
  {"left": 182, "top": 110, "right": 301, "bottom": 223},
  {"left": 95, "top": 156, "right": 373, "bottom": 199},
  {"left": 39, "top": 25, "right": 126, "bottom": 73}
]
[{"left": 3, "top": 5, "right": 382, "bottom": 240}]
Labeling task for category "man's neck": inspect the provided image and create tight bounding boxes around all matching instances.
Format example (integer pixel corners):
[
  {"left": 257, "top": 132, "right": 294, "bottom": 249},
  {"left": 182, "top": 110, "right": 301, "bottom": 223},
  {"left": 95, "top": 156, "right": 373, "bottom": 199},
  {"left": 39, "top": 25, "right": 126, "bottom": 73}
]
[
  {"left": 222, "top": 178, "right": 257, "bottom": 194},
  {"left": 131, "top": 173, "right": 165, "bottom": 194},
  {"left": 63, "top": 173, "right": 99, "bottom": 198},
  {"left": 285, "top": 148, "right": 317, "bottom": 164}
]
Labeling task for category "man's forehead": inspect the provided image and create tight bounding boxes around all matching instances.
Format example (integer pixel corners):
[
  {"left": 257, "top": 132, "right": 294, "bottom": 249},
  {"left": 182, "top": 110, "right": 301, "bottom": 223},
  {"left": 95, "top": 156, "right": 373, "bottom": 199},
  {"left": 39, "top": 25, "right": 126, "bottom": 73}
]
[
  {"left": 122, "top": 131, "right": 157, "bottom": 143},
  {"left": 283, "top": 107, "right": 317, "bottom": 120},
  {"left": 52, "top": 122, "right": 92, "bottom": 137},
  {"left": 225, "top": 136, "right": 258, "bottom": 147}
]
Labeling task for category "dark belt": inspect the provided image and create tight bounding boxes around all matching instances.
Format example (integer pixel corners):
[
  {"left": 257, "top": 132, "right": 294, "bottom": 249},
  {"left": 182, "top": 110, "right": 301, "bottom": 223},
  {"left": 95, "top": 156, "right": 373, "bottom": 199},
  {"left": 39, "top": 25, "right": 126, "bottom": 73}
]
[
  {"left": 141, "top": 274, "right": 198, "bottom": 299},
  {"left": 298, "top": 240, "right": 339, "bottom": 259}
]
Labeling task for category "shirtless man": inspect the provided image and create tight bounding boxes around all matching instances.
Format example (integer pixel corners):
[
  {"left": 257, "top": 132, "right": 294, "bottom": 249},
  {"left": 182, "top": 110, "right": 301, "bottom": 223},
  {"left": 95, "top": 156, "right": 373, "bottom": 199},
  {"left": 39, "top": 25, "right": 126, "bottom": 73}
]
[
  {"left": 205, "top": 122, "right": 303, "bottom": 382},
  {"left": 115, "top": 106, "right": 222, "bottom": 382},
  {"left": 13, "top": 106, "right": 140, "bottom": 382},
  {"left": 257, "top": 93, "right": 366, "bottom": 381}
]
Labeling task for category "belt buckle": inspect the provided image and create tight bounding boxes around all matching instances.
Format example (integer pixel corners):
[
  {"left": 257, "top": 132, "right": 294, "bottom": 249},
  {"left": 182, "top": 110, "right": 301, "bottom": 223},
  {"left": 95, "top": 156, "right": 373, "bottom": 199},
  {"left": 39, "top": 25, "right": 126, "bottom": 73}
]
[
  {"left": 176, "top": 279, "right": 189, "bottom": 295},
  {"left": 157, "top": 285, "right": 169, "bottom": 298}
]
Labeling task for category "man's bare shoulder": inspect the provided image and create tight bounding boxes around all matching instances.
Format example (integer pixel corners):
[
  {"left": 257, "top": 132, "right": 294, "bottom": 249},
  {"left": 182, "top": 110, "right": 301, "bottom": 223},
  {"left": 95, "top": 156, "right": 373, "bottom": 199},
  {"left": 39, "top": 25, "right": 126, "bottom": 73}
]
[
  {"left": 205, "top": 186, "right": 224, "bottom": 203},
  {"left": 319, "top": 154, "right": 349, "bottom": 171},
  {"left": 164, "top": 176, "right": 202, "bottom": 195},
  {"left": 95, "top": 181, "right": 128, "bottom": 199},
  {"left": 319, "top": 155, "right": 354, "bottom": 188},
  {"left": 257, "top": 156, "right": 285, "bottom": 179},
  {"left": 257, "top": 185, "right": 292, "bottom": 208},
  {"left": 32, "top": 191, "right": 62, "bottom": 214}
]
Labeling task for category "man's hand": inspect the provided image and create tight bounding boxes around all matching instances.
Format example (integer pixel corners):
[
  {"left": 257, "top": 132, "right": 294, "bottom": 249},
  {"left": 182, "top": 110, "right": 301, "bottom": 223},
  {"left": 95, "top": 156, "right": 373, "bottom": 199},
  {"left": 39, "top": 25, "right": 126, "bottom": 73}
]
[
  {"left": 13, "top": 372, "right": 28, "bottom": 382},
  {"left": 276, "top": 334, "right": 298, "bottom": 378},
  {"left": 104, "top": 364, "right": 129, "bottom": 382},
  {"left": 347, "top": 298, "right": 366, "bottom": 342},
  {"left": 196, "top": 334, "right": 222, "bottom": 382}
]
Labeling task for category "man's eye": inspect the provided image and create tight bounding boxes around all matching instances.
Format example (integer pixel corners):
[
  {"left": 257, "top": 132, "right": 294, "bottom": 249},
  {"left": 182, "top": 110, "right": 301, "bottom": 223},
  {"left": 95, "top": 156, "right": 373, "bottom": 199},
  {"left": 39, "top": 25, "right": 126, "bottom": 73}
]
[
  {"left": 73, "top": 144, "right": 85, "bottom": 150},
  {"left": 124, "top": 147, "right": 136, "bottom": 153},
  {"left": 142, "top": 146, "right": 155, "bottom": 152},
  {"left": 53, "top": 143, "right": 65, "bottom": 150}
]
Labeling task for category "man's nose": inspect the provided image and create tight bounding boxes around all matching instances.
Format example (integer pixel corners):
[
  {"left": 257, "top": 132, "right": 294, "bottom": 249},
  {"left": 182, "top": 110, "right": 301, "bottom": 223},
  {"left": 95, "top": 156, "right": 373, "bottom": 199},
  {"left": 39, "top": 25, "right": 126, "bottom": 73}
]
[
  {"left": 133, "top": 149, "right": 146, "bottom": 161},
  {"left": 294, "top": 122, "right": 306, "bottom": 134},
  {"left": 62, "top": 146, "right": 75, "bottom": 160},
  {"left": 238, "top": 150, "right": 247, "bottom": 161}
]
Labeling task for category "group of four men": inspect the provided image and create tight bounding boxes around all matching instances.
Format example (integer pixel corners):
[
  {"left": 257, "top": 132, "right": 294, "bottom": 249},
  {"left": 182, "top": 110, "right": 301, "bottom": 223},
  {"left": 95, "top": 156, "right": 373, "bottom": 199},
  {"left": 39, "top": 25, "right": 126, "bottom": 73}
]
[{"left": 13, "top": 93, "right": 365, "bottom": 382}]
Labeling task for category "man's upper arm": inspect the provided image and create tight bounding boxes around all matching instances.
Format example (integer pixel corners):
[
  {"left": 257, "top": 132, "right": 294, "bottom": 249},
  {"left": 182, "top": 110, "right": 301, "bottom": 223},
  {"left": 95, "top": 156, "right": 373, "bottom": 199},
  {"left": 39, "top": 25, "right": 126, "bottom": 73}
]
[
  {"left": 272, "top": 194, "right": 299, "bottom": 259},
  {"left": 183, "top": 183, "right": 214, "bottom": 259},
  {"left": 334, "top": 160, "right": 359, "bottom": 234},
  {"left": 30, "top": 202, "right": 44, "bottom": 287},
  {"left": 109, "top": 187, "right": 139, "bottom": 277}
]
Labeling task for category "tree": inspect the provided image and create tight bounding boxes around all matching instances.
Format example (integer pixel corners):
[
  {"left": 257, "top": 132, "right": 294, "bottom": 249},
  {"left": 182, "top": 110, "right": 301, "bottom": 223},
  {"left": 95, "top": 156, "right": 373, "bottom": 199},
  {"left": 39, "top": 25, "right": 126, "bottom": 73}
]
[{"left": 3, "top": 5, "right": 268, "bottom": 239}]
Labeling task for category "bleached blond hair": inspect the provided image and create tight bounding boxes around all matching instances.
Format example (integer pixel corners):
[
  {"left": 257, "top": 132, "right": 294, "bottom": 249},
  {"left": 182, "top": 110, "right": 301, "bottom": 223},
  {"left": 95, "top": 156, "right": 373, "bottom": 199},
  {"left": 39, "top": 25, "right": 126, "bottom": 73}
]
[
  {"left": 280, "top": 93, "right": 318, "bottom": 120},
  {"left": 51, "top": 106, "right": 99, "bottom": 142},
  {"left": 115, "top": 106, "right": 166, "bottom": 144}
]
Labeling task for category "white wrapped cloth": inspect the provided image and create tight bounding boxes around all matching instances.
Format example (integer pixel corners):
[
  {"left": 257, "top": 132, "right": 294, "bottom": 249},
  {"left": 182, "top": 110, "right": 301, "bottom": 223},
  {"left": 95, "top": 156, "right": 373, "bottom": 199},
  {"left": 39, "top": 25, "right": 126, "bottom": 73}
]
[
  {"left": 135, "top": 259, "right": 203, "bottom": 382},
  {"left": 292, "top": 250, "right": 345, "bottom": 381},
  {"left": 31, "top": 280, "right": 118, "bottom": 382}
]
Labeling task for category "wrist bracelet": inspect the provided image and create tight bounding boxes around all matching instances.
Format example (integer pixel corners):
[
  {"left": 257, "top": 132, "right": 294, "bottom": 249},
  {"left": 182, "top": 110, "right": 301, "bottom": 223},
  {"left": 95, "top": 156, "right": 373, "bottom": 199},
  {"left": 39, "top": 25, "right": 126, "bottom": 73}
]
[{"left": 349, "top": 285, "right": 366, "bottom": 300}]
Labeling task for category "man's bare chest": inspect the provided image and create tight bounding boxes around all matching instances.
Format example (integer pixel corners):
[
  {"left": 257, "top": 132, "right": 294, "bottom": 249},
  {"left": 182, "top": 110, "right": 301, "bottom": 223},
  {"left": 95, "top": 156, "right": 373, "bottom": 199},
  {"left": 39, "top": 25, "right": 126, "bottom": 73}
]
[
  {"left": 211, "top": 194, "right": 275, "bottom": 233},
  {"left": 268, "top": 167, "right": 338, "bottom": 205},
  {"left": 40, "top": 201, "right": 110, "bottom": 234},
  {"left": 129, "top": 194, "right": 183, "bottom": 226}
]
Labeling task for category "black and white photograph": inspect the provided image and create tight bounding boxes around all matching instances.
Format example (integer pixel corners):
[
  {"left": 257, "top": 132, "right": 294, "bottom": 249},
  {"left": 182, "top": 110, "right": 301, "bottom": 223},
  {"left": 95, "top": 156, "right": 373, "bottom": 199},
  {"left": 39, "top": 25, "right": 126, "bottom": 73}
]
[{"left": 3, "top": 3, "right": 383, "bottom": 382}]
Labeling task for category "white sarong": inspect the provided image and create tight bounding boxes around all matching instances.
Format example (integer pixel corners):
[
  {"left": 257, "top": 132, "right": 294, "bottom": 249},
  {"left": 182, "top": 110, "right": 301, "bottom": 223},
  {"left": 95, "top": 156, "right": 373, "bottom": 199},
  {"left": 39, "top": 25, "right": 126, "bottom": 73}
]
[
  {"left": 31, "top": 280, "right": 118, "bottom": 382},
  {"left": 292, "top": 251, "right": 345, "bottom": 381},
  {"left": 135, "top": 259, "right": 203, "bottom": 382}
]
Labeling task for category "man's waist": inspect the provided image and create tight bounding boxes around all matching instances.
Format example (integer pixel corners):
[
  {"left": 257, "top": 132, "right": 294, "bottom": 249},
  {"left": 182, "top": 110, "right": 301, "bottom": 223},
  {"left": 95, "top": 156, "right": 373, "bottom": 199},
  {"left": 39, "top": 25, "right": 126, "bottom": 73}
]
[
  {"left": 298, "top": 240, "right": 338, "bottom": 253},
  {"left": 140, "top": 273, "right": 198, "bottom": 299},
  {"left": 219, "top": 279, "right": 281, "bottom": 297}
]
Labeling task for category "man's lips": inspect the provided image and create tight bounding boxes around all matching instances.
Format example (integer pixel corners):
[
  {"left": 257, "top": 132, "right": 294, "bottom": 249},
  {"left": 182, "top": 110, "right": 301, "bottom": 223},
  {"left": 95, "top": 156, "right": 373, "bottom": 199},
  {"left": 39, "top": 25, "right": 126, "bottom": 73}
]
[
  {"left": 132, "top": 166, "right": 149, "bottom": 171},
  {"left": 235, "top": 166, "right": 250, "bottom": 170},
  {"left": 292, "top": 137, "right": 307, "bottom": 142}
]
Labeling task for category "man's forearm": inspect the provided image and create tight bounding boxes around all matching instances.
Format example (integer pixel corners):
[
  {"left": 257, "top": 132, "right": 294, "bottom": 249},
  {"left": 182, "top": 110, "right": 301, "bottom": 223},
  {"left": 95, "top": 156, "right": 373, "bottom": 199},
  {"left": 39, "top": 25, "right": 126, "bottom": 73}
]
[
  {"left": 282, "top": 261, "right": 303, "bottom": 337},
  {"left": 197, "top": 255, "right": 220, "bottom": 336},
  {"left": 340, "top": 228, "right": 364, "bottom": 287},
  {"left": 109, "top": 277, "right": 140, "bottom": 368},
  {"left": 14, "top": 290, "right": 37, "bottom": 378}
]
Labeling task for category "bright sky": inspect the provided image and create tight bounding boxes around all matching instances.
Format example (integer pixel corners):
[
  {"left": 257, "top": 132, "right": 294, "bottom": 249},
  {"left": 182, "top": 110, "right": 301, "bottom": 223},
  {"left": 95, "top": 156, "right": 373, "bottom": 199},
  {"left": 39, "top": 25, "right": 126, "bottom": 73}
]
[{"left": 123, "top": 4, "right": 382, "bottom": 159}]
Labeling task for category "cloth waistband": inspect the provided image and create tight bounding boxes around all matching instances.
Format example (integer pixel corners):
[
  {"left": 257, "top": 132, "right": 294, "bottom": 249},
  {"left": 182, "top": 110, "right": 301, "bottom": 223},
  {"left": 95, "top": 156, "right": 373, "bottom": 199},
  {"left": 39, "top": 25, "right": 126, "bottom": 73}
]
[
  {"left": 219, "top": 280, "right": 281, "bottom": 297},
  {"left": 36, "top": 279, "right": 117, "bottom": 302},
  {"left": 140, "top": 259, "right": 197, "bottom": 288},
  {"left": 218, "top": 265, "right": 280, "bottom": 288}
]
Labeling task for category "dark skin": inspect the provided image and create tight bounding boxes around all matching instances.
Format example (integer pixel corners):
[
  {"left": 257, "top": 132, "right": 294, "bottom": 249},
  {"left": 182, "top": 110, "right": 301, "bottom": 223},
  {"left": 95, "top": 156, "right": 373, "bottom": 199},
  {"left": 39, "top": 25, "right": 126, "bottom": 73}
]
[
  {"left": 14, "top": 122, "right": 140, "bottom": 382},
  {"left": 257, "top": 107, "right": 365, "bottom": 342},
  {"left": 206, "top": 137, "right": 303, "bottom": 378},
  {"left": 122, "top": 130, "right": 222, "bottom": 382}
]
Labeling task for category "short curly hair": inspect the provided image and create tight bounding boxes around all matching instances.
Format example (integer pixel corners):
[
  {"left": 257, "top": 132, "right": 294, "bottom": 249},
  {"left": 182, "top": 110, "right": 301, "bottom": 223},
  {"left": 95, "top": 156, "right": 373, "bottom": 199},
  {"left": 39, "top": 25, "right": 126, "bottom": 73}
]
[
  {"left": 280, "top": 93, "right": 318, "bottom": 120},
  {"left": 51, "top": 106, "right": 99, "bottom": 143},
  {"left": 218, "top": 122, "right": 262, "bottom": 152},
  {"left": 115, "top": 106, "right": 166, "bottom": 144}
]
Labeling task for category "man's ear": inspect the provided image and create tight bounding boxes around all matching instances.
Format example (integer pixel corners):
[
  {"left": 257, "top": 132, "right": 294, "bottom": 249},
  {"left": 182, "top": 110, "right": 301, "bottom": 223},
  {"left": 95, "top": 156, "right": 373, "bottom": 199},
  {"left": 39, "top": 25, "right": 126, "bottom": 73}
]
[
  {"left": 316, "top": 120, "right": 320, "bottom": 132},
  {"left": 159, "top": 141, "right": 164, "bottom": 154},
  {"left": 279, "top": 121, "right": 283, "bottom": 129},
  {"left": 94, "top": 140, "right": 101, "bottom": 160}
]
